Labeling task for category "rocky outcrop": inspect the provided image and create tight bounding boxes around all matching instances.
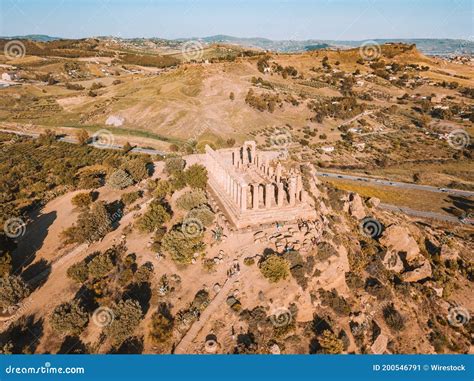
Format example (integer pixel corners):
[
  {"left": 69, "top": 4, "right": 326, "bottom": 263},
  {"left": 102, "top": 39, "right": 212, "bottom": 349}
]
[
  {"left": 380, "top": 225, "right": 420, "bottom": 263},
  {"left": 440, "top": 244, "right": 459, "bottom": 261},
  {"left": 402, "top": 261, "right": 432, "bottom": 283},
  {"left": 348, "top": 193, "right": 366, "bottom": 220},
  {"left": 367, "top": 197, "right": 380, "bottom": 208}
]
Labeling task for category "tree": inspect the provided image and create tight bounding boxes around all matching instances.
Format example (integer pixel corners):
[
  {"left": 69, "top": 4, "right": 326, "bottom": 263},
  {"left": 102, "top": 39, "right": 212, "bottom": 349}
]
[
  {"left": 106, "top": 299, "right": 143, "bottom": 345},
  {"left": 121, "top": 157, "right": 151, "bottom": 183},
  {"left": 50, "top": 301, "right": 89, "bottom": 336},
  {"left": 62, "top": 201, "right": 112, "bottom": 244},
  {"left": 76, "top": 129, "right": 90, "bottom": 146},
  {"left": 107, "top": 169, "right": 134, "bottom": 190},
  {"left": 318, "top": 330, "right": 344, "bottom": 354},
  {"left": 71, "top": 192, "right": 93, "bottom": 209},
  {"left": 0, "top": 275, "right": 30, "bottom": 310},
  {"left": 229, "top": 92, "right": 235, "bottom": 101},
  {"left": 176, "top": 189, "right": 207, "bottom": 211},
  {"left": 161, "top": 229, "right": 203, "bottom": 265},
  {"left": 135, "top": 199, "right": 171, "bottom": 233},
  {"left": 87, "top": 251, "right": 114, "bottom": 279},
  {"left": 149, "top": 306, "right": 174, "bottom": 345},
  {"left": 184, "top": 164, "right": 208, "bottom": 189},
  {"left": 153, "top": 180, "right": 172, "bottom": 199},
  {"left": 67, "top": 261, "right": 89, "bottom": 284},
  {"left": 121, "top": 191, "right": 141, "bottom": 206},
  {"left": 259, "top": 255, "right": 290, "bottom": 283},
  {"left": 122, "top": 142, "right": 133, "bottom": 153}
]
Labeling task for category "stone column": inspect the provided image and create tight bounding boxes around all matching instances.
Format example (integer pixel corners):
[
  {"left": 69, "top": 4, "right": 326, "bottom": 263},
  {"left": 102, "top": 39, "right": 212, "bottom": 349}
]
[
  {"left": 268, "top": 166, "right": 274, "bottom": 178},
  {"left": 252, "top": 184, "right": 259, "bottom": 210},
  {"left": 277, "top": 182, "right": 284, "bottom": 206},
  {"left": 251, "top": 143, "right": 256, "bottom": 164},
  {"left": 296, "top": 175, "right": 303, "bottom": 202},
  {"left": 234, "top": 180, "right": 239, "bottom": 203},
  {"left": 289, "top": 177, "right": 296, "bottom": 206},
  {"left": 276, "top": 163, "right": 282, "bottom": 183},
  {"left": 301, "top": 190, "right": 308, "bottom": 203},
  {"left": 265, "top": 183, "right": 273, "bottom": 208},
  {"left": 227, "top": 174, "right": 232, "bottom": 194},
  {"left": 241, "top": 184, "right": 247, "bottom": 211}
]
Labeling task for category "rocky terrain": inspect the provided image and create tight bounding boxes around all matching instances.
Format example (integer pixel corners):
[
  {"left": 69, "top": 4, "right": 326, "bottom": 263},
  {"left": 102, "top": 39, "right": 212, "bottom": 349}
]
[{"left": 0, "top": 37, "right": 472, "bottom": 355}]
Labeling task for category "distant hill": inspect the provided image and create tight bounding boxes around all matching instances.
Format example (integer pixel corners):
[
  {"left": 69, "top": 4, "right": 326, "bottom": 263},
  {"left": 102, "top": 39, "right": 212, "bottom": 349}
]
[
  {"left": 194, "top": 35, "right": 473, "bottom": 56},
  {"left": 3, "top": 34, "right": 472, "bottom": 56},
  {"left": 0, "top": 34, "right": 62, "bottom": 42}
]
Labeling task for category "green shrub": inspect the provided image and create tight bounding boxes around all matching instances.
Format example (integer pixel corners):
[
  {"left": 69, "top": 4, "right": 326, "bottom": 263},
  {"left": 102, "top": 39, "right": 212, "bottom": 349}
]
[
  {"left": 259, "top": 255, "right": 290, "bottom": 283},
  {"left": 107, "top": 169, "right": 134, "bottom": 189},
  {"left": 383, "top": 304, "right": 405, "bottom": 331},
  {"left": 318, "top": 330, "right": 344, "bottom": 354},
  {"left": 184, "top": 164, "right": 208, "bottom": 189},
  {"left": 67, "top": 261, "right": 89, "bottom": 284},
  {"left": 61, "top": 201, "right": 112, "bottom": 244},
  {"left": 161, "top": 229, "right": 203, "bottom": 265},
  {"left": 106, "top": 299, "right": 143, "bottom": 345},
  {"left": 87, "top": 251, "right": 114, "bottom": 279},
  {"left": 50, "top": 301, "right": 89, "bottom": 336},
  {"left": 0, "top": 275, "right": 30, "bottom": 310},
  {"left": 149, "top": 307, "right": 174, "bottom": 345},
  {"left": 176, "top": 189, "right": 207, "bottom": 211},
  {"left": 165, "top": 157, "right": 185, "bottom": 175},
  {"left": 186, "top": 205, "right": 214, "bottom": 227},
  {"left": 135, "top": 200, "right": 171, "bottom": 233},
  {"left": 71, "top": 192, "right": 93, "bottom": 209},
  {"left": 121, "top": 191, "right": 141, "bottom": 206}
]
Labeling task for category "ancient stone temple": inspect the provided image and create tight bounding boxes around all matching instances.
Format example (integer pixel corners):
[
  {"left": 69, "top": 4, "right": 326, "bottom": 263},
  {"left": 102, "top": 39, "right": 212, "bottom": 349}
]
[{"left": 202, "top": 141, "right": 317, "bottom": 229}]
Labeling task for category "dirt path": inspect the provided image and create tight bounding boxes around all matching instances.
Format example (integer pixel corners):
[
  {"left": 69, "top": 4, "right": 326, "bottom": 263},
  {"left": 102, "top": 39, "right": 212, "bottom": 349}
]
[{"left": 174, "top": 266, "right": 244, "bottom": 354}]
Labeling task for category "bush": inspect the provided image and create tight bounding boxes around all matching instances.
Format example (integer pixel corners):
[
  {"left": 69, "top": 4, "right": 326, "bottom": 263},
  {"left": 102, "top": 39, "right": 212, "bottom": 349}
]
[
  {"left": 107, "top": 169, "right": 134, "bottom": 189},
  {"left": 243, "top": 257, "right": 255, "bottom": 266},
  {"left": 259, "top": 255, "right": 290, "bottom": 283},
  {"left": 135, "top": 262, "right": 154, "bottom": 283},
  {"left": 187, "top": 205, "right": 214, "bottom": 227},
  {"left": 318, "top": 288, "right": 351, "bottom": 316},
  {"left": 153, "top": 180, "right": 172, "bottom": 199},
  {"left": 106, "top": 299, "right": 143, "bottom": 345},
  {"left": 316, "top": 242, "right": 338, "bottom": 261},
  {"left": 50, "top": 301, "right": 89, "bottom": 336},
  {"left": 383, "top": 304, "right": 405, "bottom": 331},
  {"left": 71, "top": 192, "right": 93, "bottom": 209},
  {"left": 149, "top": 307, "right": 174, "bottom": 345},
  {"left": 184, "top": 164, "right": 208, "bottom": 189},
  {"left": 318, "top": 330, "right": 344, "bottom": 354},
  {"left": 121, "top": 191, "right": 141, "bottom": 206},
  {"left": 176, "top": 189, "right": 207, "bottom": 211},
  {"left": 0, "top": 276, "right": 30, "bottom": 310},
  {"left": 165, "top": 157, "right": 185, "bottom": 175}
]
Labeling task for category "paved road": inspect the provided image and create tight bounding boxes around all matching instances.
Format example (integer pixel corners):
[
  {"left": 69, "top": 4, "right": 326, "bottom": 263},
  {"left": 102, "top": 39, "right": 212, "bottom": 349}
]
[
  {"left": 0, "top": 128, "right": 168, "bottom": 157},
  {"left": 317, "top": 171, "right": 474, "bottom": 198}
]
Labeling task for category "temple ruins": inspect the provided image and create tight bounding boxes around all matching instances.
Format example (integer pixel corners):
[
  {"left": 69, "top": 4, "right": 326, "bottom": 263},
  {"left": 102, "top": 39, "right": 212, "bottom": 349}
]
[{"left": 201, "top": 141, "right": 317, "bottom": 229}]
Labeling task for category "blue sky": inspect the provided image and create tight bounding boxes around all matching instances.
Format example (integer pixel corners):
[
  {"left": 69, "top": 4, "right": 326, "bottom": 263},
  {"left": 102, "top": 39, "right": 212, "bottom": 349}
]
[{"left": 0, "top": 0, "right": 472, "bottom": 40}]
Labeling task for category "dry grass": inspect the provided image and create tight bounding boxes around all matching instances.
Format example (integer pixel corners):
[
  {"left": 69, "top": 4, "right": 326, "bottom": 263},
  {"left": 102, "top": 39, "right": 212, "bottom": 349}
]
[{"left": 323, "top": 178, "right": 466, "bottom": 215}]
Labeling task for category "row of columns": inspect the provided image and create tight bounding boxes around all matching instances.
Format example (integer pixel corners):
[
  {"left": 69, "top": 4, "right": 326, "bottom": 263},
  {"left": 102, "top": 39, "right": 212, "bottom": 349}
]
[{"left": 207, "top": 144, "right": 306, "bottom": 213}]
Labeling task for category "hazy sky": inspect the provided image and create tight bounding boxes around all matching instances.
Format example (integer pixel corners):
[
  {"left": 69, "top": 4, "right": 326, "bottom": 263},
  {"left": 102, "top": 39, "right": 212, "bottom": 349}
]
[{"left": 1, "top": 0, "right": 472, "bottom": 40}]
